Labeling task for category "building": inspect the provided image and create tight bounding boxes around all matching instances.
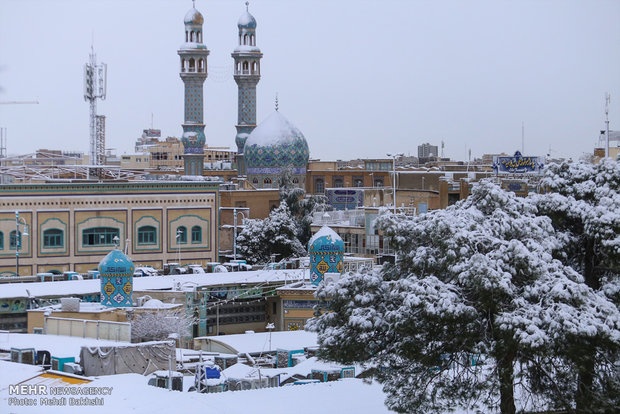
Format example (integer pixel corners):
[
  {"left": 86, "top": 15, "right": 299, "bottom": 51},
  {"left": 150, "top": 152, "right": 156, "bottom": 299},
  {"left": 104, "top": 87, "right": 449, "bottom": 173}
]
[
  {"left": 178, "top": 5, "right": 210, "bottom": 176},
  {"left": 0, "top": 180, "right": 220, "bottom": 276},
  {"left": 418, "top": 142, "right": 439, "bottom": 159},
  {"left": 232, "top": 4, "right": 262, "bottom": 176}
]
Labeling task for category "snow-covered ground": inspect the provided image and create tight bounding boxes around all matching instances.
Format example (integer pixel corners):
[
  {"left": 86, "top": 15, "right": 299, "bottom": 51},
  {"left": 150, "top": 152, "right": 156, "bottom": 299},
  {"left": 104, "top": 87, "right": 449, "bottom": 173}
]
[{"left": 0, "top": 368, "right": 394, "bottom": 414}]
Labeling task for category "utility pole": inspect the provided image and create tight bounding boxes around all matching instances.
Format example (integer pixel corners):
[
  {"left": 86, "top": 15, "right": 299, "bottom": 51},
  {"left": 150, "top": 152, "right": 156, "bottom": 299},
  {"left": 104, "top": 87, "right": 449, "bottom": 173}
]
[{"left": 605, "top": 93, "right": 611, "bottom": 158}]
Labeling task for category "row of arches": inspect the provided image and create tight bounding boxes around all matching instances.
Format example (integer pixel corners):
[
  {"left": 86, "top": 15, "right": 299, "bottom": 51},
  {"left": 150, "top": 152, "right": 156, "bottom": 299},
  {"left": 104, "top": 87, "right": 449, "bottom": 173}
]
[
  {"left": 239, "top": 33, "right": 255, "bottom": 46},
  {"left": 186, "top": 30, "right": 203, "bottom": 43},
  {"left": 181, "top": 58, "right": 206, "bottom": 73},
  {"left": 235, "top": 60, "right": 259, "bottom": 76}
]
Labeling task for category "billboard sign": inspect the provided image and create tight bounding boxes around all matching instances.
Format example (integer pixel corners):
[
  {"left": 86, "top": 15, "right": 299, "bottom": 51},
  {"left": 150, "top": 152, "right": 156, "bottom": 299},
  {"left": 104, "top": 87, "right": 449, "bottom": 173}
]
[{"left": 493, "top": 151, "right": 544, "bottom": 174}]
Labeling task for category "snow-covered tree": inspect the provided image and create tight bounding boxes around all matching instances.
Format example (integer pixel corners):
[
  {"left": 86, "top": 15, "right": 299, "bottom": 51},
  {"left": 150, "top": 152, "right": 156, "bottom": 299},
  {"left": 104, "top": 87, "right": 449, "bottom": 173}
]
[
  {"left": 131, "top": 308, "right": 195, "bottom": 343},
  {"left": 307, "top": 181, "right": 620, "bottom": 414},
  {"left": 278, "top": 168, "right": 329, "bottom": 246},
  {"left": 236, "top": 201, "right": 306, "bottom": 264},
  {"left": 532, "top": 159, "right": 620, "bottom": 412}
]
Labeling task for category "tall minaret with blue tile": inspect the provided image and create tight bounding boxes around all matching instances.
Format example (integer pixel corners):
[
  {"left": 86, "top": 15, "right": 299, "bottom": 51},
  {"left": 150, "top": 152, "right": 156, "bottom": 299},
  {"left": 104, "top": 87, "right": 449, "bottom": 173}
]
[
  {"left": 178, "top": 2, "right": 209, "bottom": 176},
  {"left": 232, "top": 2, "right": 262, "bottom": 176}
]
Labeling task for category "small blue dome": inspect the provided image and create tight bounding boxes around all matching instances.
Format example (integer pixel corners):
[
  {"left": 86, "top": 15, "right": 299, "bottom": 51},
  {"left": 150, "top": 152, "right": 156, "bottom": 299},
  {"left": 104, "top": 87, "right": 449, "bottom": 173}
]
[
  {"left": 309, "top": 226, "right": 344, "bottom": 285},
  {"left": 98, "top": 249, "right": 134, "bottom": 275}
]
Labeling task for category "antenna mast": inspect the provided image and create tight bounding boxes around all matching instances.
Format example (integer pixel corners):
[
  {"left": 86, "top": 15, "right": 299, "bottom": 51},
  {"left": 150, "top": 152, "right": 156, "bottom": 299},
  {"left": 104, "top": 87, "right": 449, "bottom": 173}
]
[
  {"left": 84, "top": 45, "right": 107, "bottom": 174},
  {"left": 605, "top": 93, "right": 611, "bottom": 158}
]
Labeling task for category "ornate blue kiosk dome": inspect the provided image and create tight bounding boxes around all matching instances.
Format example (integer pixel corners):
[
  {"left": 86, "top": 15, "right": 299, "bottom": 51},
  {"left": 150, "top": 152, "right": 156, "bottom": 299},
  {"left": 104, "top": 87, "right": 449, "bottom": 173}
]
[
  {"left": 308, "top": 226, "right": 344, "bottom": 286},
  {"left": 244, "top": 111, "right": 310, "bottom": 173},
  {"left": 98, "top": 249, "right": 134, "bottom": 307},
  {"left": 184, "top": 8, "right": 204, "bottom": 25}
]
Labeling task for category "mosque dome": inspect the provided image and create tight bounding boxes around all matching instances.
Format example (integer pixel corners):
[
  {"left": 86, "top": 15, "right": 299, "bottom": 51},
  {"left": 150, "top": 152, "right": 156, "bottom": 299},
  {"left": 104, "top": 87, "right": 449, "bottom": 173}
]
[
  {"left": 98, "top": 249, "right": 134, "bottom": 275},
  {"left": 244, "top": 111, "right": 310, "bottom": 170},
  {"left": 238, "top": 10, "right": 257, "bottom": 29},
  {"left": 184, "top": 8, "right": 204, "bottom": 25},
  {"left": 308, "top": 226, "right": 344, "bottom": 285}
]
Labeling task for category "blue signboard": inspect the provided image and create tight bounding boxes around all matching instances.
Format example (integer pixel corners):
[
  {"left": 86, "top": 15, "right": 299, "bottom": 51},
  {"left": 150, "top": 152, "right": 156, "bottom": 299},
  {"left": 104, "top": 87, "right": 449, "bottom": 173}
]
[{"left": 493, "top": 151, "right": 543, "bottom": 174}]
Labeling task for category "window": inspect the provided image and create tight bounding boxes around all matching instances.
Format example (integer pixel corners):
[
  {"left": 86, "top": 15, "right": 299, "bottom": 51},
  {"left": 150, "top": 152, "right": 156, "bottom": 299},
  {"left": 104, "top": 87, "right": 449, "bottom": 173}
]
[
  {"left": 82, "top": 227, "right": 119, "bottom": 246},
  {"left": 0, "top": 231, "right": 3, "bottom": 250},
  {"left": 9, "top": 230, "right": 21, "bottom": 250},
  {"left": 176, "top": 226, "right": 187, "bottom": 244},
  {"left": 137, "top": 226, "right": 157, "bottom": 245},
  {"left": 354, "top": 179, "right": 364, "bottom": 187},
  {"left": 43, "top": 229, "right": 63, "bottom": 248},
  {"left": 315, "top": 178, "right": 324, "bottom": 194},
  {"left": 334, "top": 178, "right": 344, "bottom": 188},
  {"left": 191, "top": 226, "right": 201, "bottom": 243}
]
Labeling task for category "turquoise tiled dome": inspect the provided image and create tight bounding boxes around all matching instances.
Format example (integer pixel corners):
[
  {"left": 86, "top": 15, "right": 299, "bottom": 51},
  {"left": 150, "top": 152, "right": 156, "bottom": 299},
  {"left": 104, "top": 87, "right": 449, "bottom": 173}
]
[
  {"left": 244, "top": 111, "right": 310, "bottom": 170},
  {"left": 98, "top": 249, "right": 134, "bottom": 275},
  {"left": 99, "top": 250, "right": 134, "bottom": 307},
  {"left": 308, "top": 226, "right": 344, "bottom": 285}
]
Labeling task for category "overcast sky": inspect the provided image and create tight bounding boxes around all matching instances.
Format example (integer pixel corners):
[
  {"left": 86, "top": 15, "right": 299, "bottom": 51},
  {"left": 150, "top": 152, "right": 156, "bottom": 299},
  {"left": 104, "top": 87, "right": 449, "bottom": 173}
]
[{"left": 1, "top": 0, "right": 619, "bottom": 162}]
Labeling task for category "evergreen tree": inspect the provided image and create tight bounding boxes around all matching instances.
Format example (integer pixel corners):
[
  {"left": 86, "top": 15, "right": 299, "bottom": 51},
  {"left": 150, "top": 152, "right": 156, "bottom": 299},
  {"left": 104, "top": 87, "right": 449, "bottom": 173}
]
[
  {"left": 236, "top": 201, "right": 306, "bottom": 264},
  {"left": 277, "top": 168, "right": 329, "bottom": 246},
  {"left": 307, "top": 181, "right": 619, "bottom": 413},
  {"left": 533, "top": 159, "right": 620, "bottom": 412}
]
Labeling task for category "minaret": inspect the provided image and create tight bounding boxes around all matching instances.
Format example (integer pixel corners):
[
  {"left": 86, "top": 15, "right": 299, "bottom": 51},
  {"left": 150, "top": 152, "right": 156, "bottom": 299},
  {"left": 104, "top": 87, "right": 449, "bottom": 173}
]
[
  {"left": 178, "top": 1, "right": 210, "bottom": 176},
  {"left": 232, "top": 2, "right": 262, "bottom": 176}
]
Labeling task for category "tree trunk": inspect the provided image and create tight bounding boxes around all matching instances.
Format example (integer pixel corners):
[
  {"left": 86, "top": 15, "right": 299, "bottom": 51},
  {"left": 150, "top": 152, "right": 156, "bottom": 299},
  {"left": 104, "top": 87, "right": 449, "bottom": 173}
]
[
  {"left": 498, "top": 351, "right": 516, "bottom": 414},
  {"left": 576, "top": 238, "right": 598, "bottom": 412},
  {"left": 575, "top": 355, "right": 595, "bottom": 414}
]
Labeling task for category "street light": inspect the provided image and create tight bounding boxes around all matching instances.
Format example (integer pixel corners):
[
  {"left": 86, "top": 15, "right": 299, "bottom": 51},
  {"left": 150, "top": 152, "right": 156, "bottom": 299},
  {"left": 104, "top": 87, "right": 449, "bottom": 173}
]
[
  {"left": 176, "top": 230, "right": 182, "bottom": 264},
  {"left": 15, "top": 211, "right": 29, "bottom": 276},
  {"left": 386, "top": 153, "right": 404, "bottom": 215}
]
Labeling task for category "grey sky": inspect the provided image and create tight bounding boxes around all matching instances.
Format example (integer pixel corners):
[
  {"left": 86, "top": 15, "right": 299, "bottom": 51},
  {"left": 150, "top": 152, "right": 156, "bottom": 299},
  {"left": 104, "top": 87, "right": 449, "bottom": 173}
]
[{"left": 1, "top": 0, "right": 619, "bottom": 162}]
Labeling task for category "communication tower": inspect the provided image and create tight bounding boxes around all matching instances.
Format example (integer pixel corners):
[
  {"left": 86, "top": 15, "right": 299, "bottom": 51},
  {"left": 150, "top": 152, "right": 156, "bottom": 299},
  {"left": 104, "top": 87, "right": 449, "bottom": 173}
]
[{"left": 84, "top": 46, "right": 107, "bottom": 170}]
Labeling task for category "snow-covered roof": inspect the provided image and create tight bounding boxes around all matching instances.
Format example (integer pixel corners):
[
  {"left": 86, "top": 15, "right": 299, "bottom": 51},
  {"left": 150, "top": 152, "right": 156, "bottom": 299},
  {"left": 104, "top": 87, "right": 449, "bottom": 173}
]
[
  {"left": 0, "top": 269, "right": 308, "bottom": 300},
  {"left": 195, "top": 330, "right": 318, "bottom": 355},
  {"left": 308, "top": 225, "right": 343, "bottom": 246},
  {"left": 245, "top": 111, "right": 306, "bottom": 148},
  {"left": 0, "top": 333, "right": 128, "bottom": 361},
  {"left": 233, "top": 44, "right": 261, "bottom": 53}
]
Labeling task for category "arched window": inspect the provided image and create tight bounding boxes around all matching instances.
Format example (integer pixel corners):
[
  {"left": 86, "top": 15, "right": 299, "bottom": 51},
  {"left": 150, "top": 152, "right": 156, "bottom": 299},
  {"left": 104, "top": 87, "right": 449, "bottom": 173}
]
[
  {"left": 334, "top": 178, "right": 344, "bottom": 188},
  {"left": 315, "top": 178, "right": 325, "bottom": 194},
  {"left": 43, "top": 229, "right": 63, "bottom": 248},
  {"left": 250, "top": 35, "right": 255, "bottom": 46},
  {"left": 252, "top": 177, "right": 259, "bottom": 184},
  {"left": 185, "top": 31, "right": 188, "bottom": 42},
  {"left": 242, "top": 61, "right": 249, "bottom": 75},
  {"left": 82, "top": 227, "right": 119, "bottom": 246},
  {"left": 137, "top": 226, "right": 157, "bottom": 245},
  {"left": 263, "top": 177, "right": 272, "bottom": 188},
  {"left": 251, "top": 61, "right": 257, "bottom": 74},
  {"left": 181, "top": 58, "right": 186, "bottom": 72},
  {"left": 236, "top": 62, "right": 241, "bottom": 74},
  {"left": 374, "top": 179, "right": 384, "bottom": 187},
  {"left": 198, "top": 59, "right": 204, "bottom": 73},
  {"left": 176, "top": 226, "right": 187, "bottom": 244},
  {"left": 197, "top": 31, "right": 201, "bottom": 43},
  {"left": 189, "top": 58, "right": 195, "bottom": 72},
  {"left": 0, "top": 231, "right": 3, "bottom": 249},
  {"left": 354, "top": 179, "right": 364, "bottom": 187},
  {"left": 10, "top": 230, "right": 21, "bottom": 250},
  {"left": 191, "top": 226, "right": 201, "bottom": 243},
  {"left": 243, "top": 34, "right": 248, "bottom": 45},
  {"left": 190, "top": 31, "right": 195, "bottom": 42}
]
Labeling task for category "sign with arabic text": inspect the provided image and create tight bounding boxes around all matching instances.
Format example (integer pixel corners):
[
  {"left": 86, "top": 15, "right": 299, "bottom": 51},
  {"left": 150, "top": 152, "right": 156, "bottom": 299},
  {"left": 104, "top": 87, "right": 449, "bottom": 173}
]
[{"left": 493, "top": 151, "right": 543, "bottom": 174}]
